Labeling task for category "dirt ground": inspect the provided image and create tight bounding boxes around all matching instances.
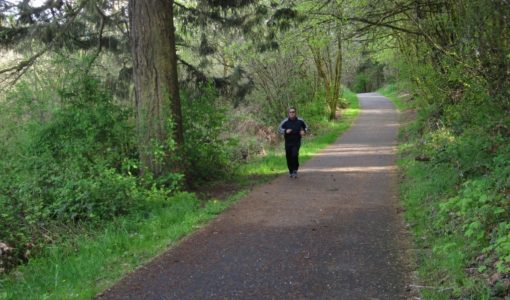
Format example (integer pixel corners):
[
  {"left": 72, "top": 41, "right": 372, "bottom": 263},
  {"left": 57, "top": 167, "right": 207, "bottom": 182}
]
[{"left": 96, "top": 93, "right": 412, "bottom": 299}]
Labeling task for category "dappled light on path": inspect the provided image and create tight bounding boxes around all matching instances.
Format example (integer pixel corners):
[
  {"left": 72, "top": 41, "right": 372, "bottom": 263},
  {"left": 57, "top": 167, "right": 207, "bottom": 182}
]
[
  {"left": 302, "top": 165, "right": 398, "bottom": 173},
  {"left": 313, "top": 144, "right": 397, "bottom": 157}
]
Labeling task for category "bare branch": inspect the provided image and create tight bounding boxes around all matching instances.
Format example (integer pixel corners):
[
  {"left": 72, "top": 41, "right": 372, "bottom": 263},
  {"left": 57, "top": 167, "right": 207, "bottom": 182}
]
[
  {"left": 345, "top": 16, "right": 422, "bottom": 36},
  {"left": 85, "top": 4, "right": 107, "bottom": 72}
]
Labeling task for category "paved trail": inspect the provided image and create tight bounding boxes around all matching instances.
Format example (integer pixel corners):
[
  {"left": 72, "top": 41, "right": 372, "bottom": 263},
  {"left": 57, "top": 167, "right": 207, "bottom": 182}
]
[{"left": 97, "top": 93, "right": 411, "bottom": 299}]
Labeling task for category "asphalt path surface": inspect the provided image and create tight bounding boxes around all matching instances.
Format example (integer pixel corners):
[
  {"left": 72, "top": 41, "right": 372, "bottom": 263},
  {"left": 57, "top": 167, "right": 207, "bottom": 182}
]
[{"left": 97, "top": 93, "right": 411, "bottom": 300}]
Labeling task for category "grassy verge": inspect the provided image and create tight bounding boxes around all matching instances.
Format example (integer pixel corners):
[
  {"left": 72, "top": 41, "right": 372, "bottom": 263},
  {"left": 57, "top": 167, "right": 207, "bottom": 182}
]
[
  {"left": 395, "top": 88, "right": 509, "bottom": 298},
  {"left": 0, "top": 92, "right": 360, "bottom": 300},
  {"left": 398, "top": 149, "right": 489, "bottom": 299},
  {"left": 378, "top": 83, "right": 412, "bottom": 111},
  {"left": 0, "top": 192, "right": 242, "bottom": 300}
]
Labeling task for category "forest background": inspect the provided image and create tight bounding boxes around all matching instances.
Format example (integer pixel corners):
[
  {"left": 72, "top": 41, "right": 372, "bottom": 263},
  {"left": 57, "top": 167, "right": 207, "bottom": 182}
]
[{"left": 0, "top": 0, "right": 509, "bottom": 299}]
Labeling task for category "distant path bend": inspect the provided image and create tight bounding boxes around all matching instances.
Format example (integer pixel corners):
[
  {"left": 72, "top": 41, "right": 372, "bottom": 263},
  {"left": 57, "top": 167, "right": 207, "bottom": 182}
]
[{"left": 97, "top": 92, "right": 411, "bottom": 299}]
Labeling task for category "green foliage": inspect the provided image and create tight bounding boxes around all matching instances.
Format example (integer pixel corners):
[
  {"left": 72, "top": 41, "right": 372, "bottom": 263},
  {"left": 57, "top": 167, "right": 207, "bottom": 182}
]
[
  {"left": 353, "top": 73, "right": 369, "bottom": 93},
  {"left": 182, "top": 85, "right": 239, "bottom": 183},
  {"left": 7, "top": 77, "right": 139, "bottom": 216},
  {"left": 398, "top": 90, "right": 510, "bottom": 297},
  {"left": 0, "top": 191, "right": 236, "bottom": 300},
  {"left": 383, "top": 2, "right": 510, "bottom": 296},
  {"left": 298, "top": 87, "right": 329, "bottom": 124},
  {"left": 0, "top": 71, "right": 179, "bottom": 272}
]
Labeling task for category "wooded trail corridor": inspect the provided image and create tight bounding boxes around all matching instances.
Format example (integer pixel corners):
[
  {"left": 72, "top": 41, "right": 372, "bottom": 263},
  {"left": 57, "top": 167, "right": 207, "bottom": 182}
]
[{"left": 97, "top": 93, "right": 411, "bottom": 299}]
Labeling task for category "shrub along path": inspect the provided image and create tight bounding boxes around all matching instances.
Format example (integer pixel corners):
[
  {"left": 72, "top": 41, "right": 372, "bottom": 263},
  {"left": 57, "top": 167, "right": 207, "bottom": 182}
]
[{"left": 97, "top": 93, "right": 411, "bottom": 299}]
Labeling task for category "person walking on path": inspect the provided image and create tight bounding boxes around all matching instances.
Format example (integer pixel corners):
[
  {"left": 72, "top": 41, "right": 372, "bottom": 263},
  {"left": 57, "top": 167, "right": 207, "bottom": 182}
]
[{"left": 278, "top": 107, "right": 308, "bottom": 178}]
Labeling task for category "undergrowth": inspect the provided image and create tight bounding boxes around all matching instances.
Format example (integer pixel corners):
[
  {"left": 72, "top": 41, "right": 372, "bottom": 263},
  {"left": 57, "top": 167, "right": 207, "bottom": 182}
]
[
  {"left": 386, "top": 84, "right": 510, "bottom": 299},
  {"left": 0, "top": 192, "right": 239, "bottom": 299}
]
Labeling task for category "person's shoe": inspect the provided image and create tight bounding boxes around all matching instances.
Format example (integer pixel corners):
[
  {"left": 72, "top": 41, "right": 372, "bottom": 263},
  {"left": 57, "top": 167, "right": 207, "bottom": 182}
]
[
  {"left": 289, "top": 172, "right": 293, "bottom": 178},
  {"left": 292, "top": 171, "right": 298, "bottom": 178}
]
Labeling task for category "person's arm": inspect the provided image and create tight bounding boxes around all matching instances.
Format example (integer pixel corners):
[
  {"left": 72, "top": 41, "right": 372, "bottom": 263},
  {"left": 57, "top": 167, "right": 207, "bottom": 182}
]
[
  {"left": 299, "top": 118, "right": 308, "bottom": 135},
  {"left": 278, "top": 118, "right": 288, "bottom": 135}
]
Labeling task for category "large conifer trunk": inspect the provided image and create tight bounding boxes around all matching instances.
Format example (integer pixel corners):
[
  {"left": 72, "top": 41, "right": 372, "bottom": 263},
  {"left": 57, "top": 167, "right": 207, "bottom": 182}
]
[{"left": 129, "top": 0, "right": 184, "bottom": 176}]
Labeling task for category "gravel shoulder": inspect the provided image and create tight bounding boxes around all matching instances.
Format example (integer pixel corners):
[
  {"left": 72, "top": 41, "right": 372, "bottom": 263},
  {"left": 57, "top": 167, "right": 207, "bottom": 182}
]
[{"left": 96, "top": 93, "right": 412, "bottom": 300}]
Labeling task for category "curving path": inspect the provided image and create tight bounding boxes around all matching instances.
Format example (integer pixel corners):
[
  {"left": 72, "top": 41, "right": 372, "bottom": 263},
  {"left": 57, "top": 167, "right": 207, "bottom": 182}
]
[{"left": 97, "top": 93, "right": 411, "bottom": 299}]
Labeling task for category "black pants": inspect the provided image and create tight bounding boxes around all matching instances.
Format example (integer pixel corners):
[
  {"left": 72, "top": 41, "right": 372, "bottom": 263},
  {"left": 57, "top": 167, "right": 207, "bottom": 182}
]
[{"left": 285, "top": 143, "right": 301, "bottom": 174}]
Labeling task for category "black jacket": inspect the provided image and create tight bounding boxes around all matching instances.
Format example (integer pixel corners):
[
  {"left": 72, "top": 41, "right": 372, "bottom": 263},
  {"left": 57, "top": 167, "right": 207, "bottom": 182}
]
[{"left": 278, "top": 117, "right": 308, "bottom": 146}]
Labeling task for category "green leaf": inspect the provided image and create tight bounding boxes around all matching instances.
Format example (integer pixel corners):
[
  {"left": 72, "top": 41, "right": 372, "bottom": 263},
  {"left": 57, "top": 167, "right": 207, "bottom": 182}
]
[{"left": 494, "top": 207, "right": 505, "bottom": 214}]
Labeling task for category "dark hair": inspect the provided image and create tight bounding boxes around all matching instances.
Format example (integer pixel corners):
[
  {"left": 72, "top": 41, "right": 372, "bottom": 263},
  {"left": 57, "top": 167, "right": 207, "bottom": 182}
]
[{"left": 288, "top": 107, "right": 296, "bottom": 112}]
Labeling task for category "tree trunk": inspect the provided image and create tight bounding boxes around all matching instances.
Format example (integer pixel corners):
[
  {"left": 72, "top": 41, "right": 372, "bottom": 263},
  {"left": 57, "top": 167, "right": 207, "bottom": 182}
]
[
  {"left": 310, "top": 37, "right": 343, "bottom": 121},
  {"left": 328, "top": 34, "right": 343, "bottom": 120},
  {"left": 129, "top": 0, "right": 184, "bottom": 177}
]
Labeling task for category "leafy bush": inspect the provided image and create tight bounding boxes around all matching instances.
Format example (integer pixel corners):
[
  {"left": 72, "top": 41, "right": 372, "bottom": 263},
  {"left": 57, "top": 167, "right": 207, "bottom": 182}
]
[
  {"left": 437, "top": 179, "right": 509, "bottom": 269},
  {"left": 300, "top": 87, "right": 328, "bottom": 120},
  {"left": 182, "top": 85, "right": 239, "bottom": 183},
  {"left": 0, "top": 75, "right": 147, "bottom": 270},
  {"left": 23, "top": 77, "right": 139, "bottom": 221}
]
